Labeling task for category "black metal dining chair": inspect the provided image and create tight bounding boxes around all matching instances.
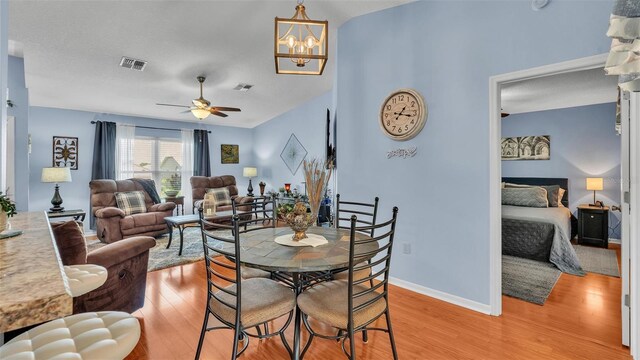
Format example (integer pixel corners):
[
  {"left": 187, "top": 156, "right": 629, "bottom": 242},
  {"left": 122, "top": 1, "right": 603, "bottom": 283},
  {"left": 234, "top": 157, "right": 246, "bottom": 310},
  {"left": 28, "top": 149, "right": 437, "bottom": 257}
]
[
  {"left": 297, "top": 207, "right": 399, "bottom": 360},
  {"left": 232, "top": 196, "right": 275, "bottom": 280},
  {"left": 332, "top": 194, "right": 379, "bottom": 284},
  {"left": 195, "top": 209, "right": 295, "bottom": 360}
]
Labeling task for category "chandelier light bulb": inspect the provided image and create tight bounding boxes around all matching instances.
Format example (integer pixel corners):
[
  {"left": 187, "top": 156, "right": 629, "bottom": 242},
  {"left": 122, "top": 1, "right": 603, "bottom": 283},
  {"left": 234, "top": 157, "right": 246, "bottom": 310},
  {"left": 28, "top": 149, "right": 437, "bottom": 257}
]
[
  {"left": 304, "top": 35, "right": 315, "bottom": 49},
  {"left": 286, "top": 35, "right": 296, "bottom": 49}
]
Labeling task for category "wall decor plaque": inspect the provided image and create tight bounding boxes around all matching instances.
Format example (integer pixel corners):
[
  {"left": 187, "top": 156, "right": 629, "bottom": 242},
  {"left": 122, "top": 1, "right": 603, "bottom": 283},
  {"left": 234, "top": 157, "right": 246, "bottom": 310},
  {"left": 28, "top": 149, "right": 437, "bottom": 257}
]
[
  {"left": 52, "top": 136, "right": 78, "bottom": 170},
  {"left": 281, "top": 133, "right": 307, "bottom": 175}
]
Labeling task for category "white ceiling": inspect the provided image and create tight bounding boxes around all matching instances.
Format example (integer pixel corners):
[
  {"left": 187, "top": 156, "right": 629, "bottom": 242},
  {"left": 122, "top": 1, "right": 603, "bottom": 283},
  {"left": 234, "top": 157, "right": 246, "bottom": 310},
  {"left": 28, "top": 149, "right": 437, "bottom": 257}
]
[
  {"left": 501, "top": 67, "right": 619, "bottom": 115},
  {"left": 8, "top": 0, "right": 412, "bottom": 128}
]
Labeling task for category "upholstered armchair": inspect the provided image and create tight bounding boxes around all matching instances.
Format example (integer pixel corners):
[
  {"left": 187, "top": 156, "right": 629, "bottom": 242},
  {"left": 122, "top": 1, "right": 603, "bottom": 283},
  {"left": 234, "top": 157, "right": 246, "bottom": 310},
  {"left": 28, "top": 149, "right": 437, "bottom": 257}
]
[
  {"left": 51, "top": 221, "right": 156, "bottom": 314},
  {"left": 190, "top": 175, "right": 253, "bottom": 213},
  {"left": 90, "top": 179, "right": 176, "bottom": 243}
]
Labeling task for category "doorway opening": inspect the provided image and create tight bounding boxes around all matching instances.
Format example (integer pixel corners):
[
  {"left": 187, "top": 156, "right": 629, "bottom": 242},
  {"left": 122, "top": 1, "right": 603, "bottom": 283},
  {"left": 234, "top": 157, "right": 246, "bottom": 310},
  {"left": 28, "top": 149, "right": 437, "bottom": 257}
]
[{"left": 488, "top": 54, "right": 636, "bottom": 355}]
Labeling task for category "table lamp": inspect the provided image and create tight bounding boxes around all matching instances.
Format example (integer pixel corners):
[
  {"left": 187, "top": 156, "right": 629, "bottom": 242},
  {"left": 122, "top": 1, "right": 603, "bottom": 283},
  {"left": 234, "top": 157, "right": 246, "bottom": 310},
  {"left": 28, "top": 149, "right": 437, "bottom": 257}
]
[
  {"left": 243, "top": 167, "right": 257, "bottom": 196},
  {"left": 586, "top": 177, "right": 603, "bottom": 207},
  {"left": 42, "top": 167, "right": 72, "bottom": 212}
]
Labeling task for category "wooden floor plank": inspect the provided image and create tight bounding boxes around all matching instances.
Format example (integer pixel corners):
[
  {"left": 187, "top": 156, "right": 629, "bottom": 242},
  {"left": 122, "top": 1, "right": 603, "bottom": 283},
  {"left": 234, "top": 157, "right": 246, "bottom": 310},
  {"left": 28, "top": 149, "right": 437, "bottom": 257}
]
[{"left": 126, "top": 244, "right": 630, "bottom": 359}]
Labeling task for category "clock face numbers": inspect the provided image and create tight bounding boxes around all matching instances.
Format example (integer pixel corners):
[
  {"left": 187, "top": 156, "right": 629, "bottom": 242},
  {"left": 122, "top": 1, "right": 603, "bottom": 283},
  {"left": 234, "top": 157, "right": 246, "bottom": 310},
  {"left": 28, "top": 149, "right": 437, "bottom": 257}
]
[{"left": 379, "top": 89, "right": 426, "bottom": 141}]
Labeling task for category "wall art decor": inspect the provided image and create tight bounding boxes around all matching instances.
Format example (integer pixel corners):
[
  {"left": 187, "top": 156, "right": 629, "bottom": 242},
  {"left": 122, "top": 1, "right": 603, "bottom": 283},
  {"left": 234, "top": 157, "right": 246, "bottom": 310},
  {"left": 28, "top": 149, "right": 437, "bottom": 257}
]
[
  {"left": 387, "top": 147, "right": 417, "bottom": 159},
  {"left": 281, "top": 133, "right": 307, "bottom": 175},
  {"left": 52, "top": 136, "right": 78, "bottom": 170},
  {"left": 501, "top": 135, "right": 550, "bottom": 161},
  {"left": 221, "top": 144, "right": 239, "bottom": 164}
]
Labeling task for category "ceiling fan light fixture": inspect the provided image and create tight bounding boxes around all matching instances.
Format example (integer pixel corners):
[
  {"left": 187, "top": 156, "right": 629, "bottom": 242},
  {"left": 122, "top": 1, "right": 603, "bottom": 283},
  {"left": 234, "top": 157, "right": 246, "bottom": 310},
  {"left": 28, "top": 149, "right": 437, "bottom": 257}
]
[
  {"left": 275, "top": 0, "right": 328, "bottom": 75},
  {"left": 191, "top": 107, "right": 210, "bottom": 120}
]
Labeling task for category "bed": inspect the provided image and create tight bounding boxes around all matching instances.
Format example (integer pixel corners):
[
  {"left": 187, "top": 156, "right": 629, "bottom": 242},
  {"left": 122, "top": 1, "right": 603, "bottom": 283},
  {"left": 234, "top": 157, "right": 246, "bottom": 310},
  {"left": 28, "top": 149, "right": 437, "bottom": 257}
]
[{"left": 501, "top": 177, "right": 584, "bottom": 276}]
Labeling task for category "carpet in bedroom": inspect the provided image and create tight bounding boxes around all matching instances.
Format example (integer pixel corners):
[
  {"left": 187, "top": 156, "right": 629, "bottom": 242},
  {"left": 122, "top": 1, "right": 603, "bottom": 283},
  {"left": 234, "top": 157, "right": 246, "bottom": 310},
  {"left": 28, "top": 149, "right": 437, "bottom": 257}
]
[
  {"left": 573, "top": 245, "right": 620, "bottom": 277},
  {"left": 502, "top": 255, "right": 561, "bottom": 305}
]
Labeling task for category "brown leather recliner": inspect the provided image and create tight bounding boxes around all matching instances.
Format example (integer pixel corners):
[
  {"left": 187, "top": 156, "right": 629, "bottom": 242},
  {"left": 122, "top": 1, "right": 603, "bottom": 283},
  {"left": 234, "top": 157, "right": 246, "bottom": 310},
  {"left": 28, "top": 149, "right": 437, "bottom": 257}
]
[
  {"left": 51, "top": 221, "right": 156, "bottom": 314},
  {"left": 90, "top": 179, "right": 176, "bottom": 243},
  {"left": 190, "top": 175, "right": 253, "bottom": 213}
]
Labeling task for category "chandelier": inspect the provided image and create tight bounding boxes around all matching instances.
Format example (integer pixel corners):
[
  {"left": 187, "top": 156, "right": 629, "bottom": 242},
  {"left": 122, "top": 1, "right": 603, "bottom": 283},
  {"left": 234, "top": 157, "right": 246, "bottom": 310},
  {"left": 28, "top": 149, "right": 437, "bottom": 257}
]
[{"left": 275, "top": 0, "right": 328, "bottom": 75}]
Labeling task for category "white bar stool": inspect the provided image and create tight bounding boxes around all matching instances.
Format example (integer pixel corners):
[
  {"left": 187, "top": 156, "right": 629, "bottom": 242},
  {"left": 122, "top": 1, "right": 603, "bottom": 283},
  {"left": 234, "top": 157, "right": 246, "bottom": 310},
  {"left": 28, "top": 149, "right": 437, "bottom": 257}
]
[
  {"left": 64, "top": 264, "right": 108, "bottom": 297},
  {"left": 0, "top": 311, "right": 140, "bottom": 360}
]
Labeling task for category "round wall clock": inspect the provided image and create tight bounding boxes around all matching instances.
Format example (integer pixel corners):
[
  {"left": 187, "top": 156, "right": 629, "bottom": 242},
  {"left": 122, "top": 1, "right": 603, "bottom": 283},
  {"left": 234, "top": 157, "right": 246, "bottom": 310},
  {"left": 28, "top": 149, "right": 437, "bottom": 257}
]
[{"left": 379, "top": 88, "right": 427, "bottom": 141}]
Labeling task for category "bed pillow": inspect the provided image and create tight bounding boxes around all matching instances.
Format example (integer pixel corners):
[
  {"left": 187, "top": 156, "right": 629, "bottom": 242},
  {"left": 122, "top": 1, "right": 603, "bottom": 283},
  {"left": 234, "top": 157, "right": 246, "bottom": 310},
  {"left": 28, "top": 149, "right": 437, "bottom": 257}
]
[
  {"left": 114, "top": 191, "right": 147, "bottom": 215},
  {"left": 502, "top": 187, "right": 549, "bottom": 208},
  {"left": 540, "top": 185, "right": 560, "bottom": 207},
  {"left": 504, "top": 183, "right": 560, "bottom": 207},
  {"left": 558, "top": 188, "right": 566, "bottom": 207}
]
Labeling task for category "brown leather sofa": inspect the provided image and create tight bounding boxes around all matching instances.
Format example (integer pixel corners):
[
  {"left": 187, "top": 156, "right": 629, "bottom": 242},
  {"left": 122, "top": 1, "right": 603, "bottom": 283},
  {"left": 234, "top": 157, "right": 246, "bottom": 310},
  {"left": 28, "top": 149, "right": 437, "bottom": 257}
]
[
  {"left": 190, "top": 175, "right": 253, "bottom": 213},
  {"left": 51, "top": 221, "right": 156, "bottom": 314},
  {"left": 90, "top": 179, "right": 176, "bottom": 243}
]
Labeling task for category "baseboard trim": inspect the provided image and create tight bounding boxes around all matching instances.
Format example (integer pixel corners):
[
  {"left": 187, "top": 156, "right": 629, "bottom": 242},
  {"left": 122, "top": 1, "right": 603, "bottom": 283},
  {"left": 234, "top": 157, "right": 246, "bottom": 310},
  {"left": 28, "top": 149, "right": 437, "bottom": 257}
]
[
  {"left": 388, "top": 277, "right": 492, "bottom": 315},
  {"left": 609, "top": 238, "right": 621, "bottom": 244}
]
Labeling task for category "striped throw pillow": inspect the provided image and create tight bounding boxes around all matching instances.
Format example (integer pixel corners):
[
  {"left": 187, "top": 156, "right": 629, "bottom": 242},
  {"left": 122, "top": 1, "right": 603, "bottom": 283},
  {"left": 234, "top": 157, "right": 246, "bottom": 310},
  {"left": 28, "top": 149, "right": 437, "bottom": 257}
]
[
  {"left": 114, "top": 191, "right": 147, "bottom": 215},
  {"left": 206, "top": 188, "right": 232, "bottom": 206}
]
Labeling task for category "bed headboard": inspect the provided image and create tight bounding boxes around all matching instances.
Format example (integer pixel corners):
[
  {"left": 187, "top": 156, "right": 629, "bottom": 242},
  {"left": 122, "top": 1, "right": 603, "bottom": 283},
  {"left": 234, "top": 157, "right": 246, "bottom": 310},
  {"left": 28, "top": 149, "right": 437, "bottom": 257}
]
[{"left": 502, "top": 177, "right": 569, "bottom": 207}]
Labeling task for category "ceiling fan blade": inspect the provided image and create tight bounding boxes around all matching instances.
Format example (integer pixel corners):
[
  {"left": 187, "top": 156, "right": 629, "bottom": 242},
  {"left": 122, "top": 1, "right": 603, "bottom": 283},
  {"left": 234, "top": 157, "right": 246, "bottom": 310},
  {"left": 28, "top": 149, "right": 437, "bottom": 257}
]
[
  {"left": 211, "top": 106, "right": 241, "bottom": 112},
  {"left": 156, "top": 103, "right": 190, "bottom": 108},
  {"left": 210, "top": 110, "right": 229, "bottom": 118},
  {"left": 180, "top": 110, "right": 192, "bottom": 114}
]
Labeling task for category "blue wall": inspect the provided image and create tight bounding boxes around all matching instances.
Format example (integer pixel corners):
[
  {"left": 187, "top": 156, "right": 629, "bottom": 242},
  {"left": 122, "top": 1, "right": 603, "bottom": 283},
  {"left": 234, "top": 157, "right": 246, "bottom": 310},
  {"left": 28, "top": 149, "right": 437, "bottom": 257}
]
[
  {"left": 502, "top": 103, "right": 621, "bottom": 238},
  {"left": 335, "top": 0, "right": 614, "bottom": 305},
  {"left": 253, "top": 91, "right": 332, "bottom": 195},
  {"left": 7, "top": 56, "right": 30, "bottom": 210},
  {"left": 28, "top": 107, "right": 254, "bottom": 230}
]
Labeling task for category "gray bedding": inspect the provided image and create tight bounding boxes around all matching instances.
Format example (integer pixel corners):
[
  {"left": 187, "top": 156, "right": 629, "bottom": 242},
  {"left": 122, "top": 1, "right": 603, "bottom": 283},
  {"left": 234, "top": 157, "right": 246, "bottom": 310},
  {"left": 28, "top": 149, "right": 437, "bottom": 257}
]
[{"left": 502, "top": 205, "right": 584, "bottom": 276}]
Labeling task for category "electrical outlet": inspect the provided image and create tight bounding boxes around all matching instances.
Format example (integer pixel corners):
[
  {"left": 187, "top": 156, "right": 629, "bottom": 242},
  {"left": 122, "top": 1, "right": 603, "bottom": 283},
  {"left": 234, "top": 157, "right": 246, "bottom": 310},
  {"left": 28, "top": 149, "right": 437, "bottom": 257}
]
[{"left": 402, "top": 243, "right": 411, "bottom": 255}]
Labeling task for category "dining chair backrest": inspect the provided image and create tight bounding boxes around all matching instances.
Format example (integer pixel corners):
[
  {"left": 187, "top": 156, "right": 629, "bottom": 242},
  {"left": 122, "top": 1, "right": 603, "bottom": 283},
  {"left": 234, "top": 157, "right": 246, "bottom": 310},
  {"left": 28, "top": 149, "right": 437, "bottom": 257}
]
[
  {"left": 335, "top": 194, "right": 379, "bottom": 237},
  {"left": 231, "top": 196, "right": 277, "bottom": 234},
  {"left": 199, "top": 209, "right": 242, "bottom": 328},
  {"left": 347, "top": 207, "right": 398, "bottom": 329}
]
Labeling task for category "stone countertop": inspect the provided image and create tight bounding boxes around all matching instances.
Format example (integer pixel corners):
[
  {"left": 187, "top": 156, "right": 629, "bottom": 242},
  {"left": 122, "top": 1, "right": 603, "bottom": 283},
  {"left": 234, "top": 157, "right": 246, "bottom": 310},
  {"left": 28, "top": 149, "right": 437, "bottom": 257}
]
[{"left": 0, "top": 211, "right": 72, "bottom": 332}]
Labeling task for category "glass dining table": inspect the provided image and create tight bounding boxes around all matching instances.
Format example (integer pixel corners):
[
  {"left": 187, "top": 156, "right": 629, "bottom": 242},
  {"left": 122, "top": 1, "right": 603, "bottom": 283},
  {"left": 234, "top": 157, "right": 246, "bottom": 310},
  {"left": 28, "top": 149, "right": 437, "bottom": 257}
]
[{"left": 233, "top": 225, "right": 378, "bottom": 360}]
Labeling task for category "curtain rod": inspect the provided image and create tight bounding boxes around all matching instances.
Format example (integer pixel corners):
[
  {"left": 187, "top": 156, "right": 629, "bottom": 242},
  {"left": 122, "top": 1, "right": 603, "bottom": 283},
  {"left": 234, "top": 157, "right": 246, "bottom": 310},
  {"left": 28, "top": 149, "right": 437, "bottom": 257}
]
[{"left": 90, "top": 121, "right": 211, "bottom": 134}]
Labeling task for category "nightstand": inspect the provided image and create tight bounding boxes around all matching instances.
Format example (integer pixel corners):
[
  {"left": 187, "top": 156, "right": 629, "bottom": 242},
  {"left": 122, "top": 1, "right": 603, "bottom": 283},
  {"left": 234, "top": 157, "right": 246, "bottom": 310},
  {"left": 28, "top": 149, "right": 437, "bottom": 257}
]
[{"left": 577, "top": 204, "right": 609, "bottom": 248}]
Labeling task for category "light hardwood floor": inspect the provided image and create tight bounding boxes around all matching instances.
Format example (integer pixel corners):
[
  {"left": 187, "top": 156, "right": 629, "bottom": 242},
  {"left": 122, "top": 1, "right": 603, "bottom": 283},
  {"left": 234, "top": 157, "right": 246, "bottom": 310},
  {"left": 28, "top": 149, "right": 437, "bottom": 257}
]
[{"left": 126, "top": 247, "right": 630, "bottom": 360}]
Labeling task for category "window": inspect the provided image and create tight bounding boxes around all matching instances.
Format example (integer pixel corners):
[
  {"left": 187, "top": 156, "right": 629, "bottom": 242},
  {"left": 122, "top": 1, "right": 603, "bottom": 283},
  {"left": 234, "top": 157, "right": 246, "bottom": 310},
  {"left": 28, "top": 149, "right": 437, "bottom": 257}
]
[{"left": 129, "top": 137, "right": 184, "bottom": 197}]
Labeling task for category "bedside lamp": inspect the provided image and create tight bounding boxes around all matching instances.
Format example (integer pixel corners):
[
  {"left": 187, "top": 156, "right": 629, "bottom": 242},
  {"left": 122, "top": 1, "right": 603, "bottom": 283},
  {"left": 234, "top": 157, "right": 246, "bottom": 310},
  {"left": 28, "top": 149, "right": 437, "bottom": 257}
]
[
  {"left": 42, "top": 167, "right": 72, "bottom": 212},
  {"left": 586, "top": 177, "right": 604, "bottom": 207},
  {"left": 243, "top": 167, "right": 257, "bottom": 196}
]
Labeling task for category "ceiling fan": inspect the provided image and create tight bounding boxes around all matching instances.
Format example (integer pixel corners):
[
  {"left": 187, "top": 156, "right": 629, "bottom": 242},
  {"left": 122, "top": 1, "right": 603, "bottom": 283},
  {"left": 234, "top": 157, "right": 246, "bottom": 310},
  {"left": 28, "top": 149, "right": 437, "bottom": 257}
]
[{"left": 156, "top": 76, "right": 241, "bottom": 120}]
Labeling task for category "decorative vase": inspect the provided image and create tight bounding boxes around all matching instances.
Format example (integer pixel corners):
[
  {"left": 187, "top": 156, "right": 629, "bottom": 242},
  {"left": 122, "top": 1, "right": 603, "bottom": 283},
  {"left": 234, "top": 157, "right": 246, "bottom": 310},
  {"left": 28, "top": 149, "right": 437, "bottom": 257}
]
[
  {"left": 259, "top": 183, "right": 266, "bottom": 196},
  {"left": 0, "top": 210, "right": 7, "bottom": 233},
  {"left": 281, "top": 202, "right": 315, "bottom": 241}
]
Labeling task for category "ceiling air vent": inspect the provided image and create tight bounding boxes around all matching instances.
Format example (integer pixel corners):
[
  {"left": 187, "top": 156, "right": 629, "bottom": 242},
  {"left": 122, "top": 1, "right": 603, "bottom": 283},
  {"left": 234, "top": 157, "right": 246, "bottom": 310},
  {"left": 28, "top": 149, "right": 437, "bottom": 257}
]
[
  {"left": 233, "top": 83, "right": 253, "bottom": 92},
  {"left": 119, "top": 56, "right": 147, "bottom": 71}
]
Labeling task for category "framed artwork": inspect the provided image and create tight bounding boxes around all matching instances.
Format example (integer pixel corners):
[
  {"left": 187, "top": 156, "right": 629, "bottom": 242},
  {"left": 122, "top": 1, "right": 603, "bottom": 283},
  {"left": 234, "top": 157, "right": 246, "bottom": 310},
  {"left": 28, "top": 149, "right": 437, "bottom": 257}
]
[
  {"left": 281, "top": 133, "right": 308, "bottom": 175},
  {"left": 501, "top": 135, "right": 550, "bottom": 161},
  {"left": 52, "top": 136, "right": 78, "bottom": 170},
  {"left": 221, "top": 144, "right": 239, "bottom": 164}
]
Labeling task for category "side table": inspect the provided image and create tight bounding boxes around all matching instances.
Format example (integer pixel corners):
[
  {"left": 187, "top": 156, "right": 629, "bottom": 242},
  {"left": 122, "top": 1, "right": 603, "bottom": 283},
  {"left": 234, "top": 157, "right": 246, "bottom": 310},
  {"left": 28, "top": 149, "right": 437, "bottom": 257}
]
[
  {"left": 47, "top": 209, "right": 86, "bottom": 222},
  {"left": 577, "top": 204, "right": 609, "bottom": 248},
  {"left": 164, "top": 196, "right": 185, "bottom": 215}
]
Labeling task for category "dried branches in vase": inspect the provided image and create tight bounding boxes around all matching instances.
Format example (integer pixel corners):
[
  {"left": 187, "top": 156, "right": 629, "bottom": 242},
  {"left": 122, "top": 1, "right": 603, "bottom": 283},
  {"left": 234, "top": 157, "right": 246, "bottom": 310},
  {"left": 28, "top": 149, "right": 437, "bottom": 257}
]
[{"left": 303, "top": 158, "right": 332, "bottom": 226}]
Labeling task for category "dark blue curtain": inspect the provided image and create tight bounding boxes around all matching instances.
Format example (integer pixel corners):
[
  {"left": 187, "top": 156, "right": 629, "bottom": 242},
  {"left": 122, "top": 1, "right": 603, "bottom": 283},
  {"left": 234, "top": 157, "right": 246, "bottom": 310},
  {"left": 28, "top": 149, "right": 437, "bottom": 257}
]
[
  {"left": 90, "top": 120, "right": 116, "bottom": 228},
  {"left": 194, "top": 129, "right": 211, "bottom": 177}
]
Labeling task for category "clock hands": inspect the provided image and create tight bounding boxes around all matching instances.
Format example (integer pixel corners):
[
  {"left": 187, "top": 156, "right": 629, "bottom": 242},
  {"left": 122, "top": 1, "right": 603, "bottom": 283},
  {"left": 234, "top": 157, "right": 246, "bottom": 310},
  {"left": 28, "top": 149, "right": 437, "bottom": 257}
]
[{"left": 395, "top": 106, "right": 406, "bottom": 120}]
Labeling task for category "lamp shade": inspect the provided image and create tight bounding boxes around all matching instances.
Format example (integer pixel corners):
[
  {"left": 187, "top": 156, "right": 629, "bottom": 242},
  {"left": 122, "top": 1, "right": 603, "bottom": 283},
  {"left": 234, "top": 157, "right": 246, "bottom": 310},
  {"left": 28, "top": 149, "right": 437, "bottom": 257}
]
[
  {"left": 41, "top": 167, "right": 72, "bottom": 183},
  {"left": 586, "top": 177, "right": 603, "bottom": 191},
  {"left": 191, "top": 107, "right": 210, "bottom": 120},
  {"left": 243, "top": 167, "right": 257, "bottom": 178}
]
